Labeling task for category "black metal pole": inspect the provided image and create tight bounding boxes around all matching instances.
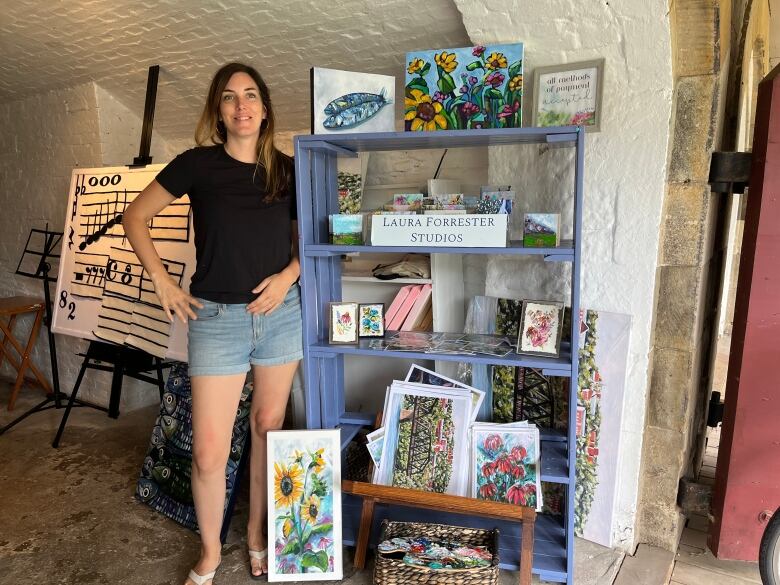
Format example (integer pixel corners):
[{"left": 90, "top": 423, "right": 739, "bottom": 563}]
[{"left": 133, "top": 65, "right": 160, "bottom": 167}]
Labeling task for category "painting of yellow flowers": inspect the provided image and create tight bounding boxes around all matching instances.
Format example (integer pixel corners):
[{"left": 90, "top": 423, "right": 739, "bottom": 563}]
[
  {"left": 267, "top": 430, "right": 342, "bottom": 582},
  {"left": 405, "top": 43, "right": 524, "bottom": 131}
]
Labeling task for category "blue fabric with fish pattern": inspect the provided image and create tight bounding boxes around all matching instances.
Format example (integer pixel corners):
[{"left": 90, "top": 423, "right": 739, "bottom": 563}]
[{"left": 135, "top": 361, "right": 252, "bottom": 531}]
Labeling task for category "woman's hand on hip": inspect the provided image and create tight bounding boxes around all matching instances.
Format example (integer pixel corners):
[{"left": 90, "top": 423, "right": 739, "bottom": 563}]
[
  {"left": 152, "top": 273, "right": 203, "bottom": 323},
  {"left": 247, "top": 272, "right": 294, "bottom": 315}
]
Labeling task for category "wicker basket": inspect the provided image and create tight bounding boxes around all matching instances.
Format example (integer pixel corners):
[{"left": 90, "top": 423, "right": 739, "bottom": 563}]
[{"left": 373, "top": 520, "right": 500, "bottom": 585}]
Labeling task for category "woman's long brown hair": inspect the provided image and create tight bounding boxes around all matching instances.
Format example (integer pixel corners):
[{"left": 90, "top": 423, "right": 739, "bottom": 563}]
[{"left": 195, "top": 62, "right": 289, "bottom": 201}]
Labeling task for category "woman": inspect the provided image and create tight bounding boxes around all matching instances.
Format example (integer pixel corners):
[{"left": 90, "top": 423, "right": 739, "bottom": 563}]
[{"left": 124, "top": 62, "right": 301, "bottom": 584}]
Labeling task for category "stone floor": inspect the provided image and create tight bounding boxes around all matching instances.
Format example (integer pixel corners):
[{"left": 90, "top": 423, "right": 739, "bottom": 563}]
[
  {"left": 668, "top": 426, "right": 762, "bottom": 585},
  {"left": 0, "top": 380, "right": 623, "bottom": 584}
]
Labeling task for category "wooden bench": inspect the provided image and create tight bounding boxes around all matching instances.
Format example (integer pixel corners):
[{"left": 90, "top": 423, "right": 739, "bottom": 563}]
[{"left": 342, "top": 479, "right": 536, "bottom": 585}]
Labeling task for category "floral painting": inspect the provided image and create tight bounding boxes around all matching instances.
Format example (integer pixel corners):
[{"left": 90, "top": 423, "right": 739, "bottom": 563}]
[
  {"left": 472, "top": 429, "right": 541, "bottom": 511},
  {"left": 358, "top": 303, "right": 384, "bottom": 337},
  {"left": 405, "top": 43, "right": 523, "bottom": 131},
  {"left": 267, "top": 429, "right": 342, "bottom": 581},
  {"left": 328, "top": 302, "right": 358, "bottom": 344},
  {"left": 517, "top": 300, "right": 563, "bottom": 357}
]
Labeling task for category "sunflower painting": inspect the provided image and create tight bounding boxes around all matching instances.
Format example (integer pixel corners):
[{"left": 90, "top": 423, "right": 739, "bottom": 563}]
[
  {"left": 405, "top": 43, "right": 524, "bottom": 131},
  {"left": 267, "top": 430, "right": 342, "bottom": 581}
]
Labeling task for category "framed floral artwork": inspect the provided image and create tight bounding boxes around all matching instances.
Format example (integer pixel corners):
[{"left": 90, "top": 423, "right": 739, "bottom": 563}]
[
  {"left": 516, "top": 300, "right": 564, "bottom": 358},
  {"left": 328, "top": 302, "right": 358, "bottom": 344},
  {"left": 357, "top": 303, "right": 385, "bottom": 337},
  {"left": 405, "top": 43, "right": 523, "bottom": 131},
  {"left": 267, "top": 429, "right": 343, "bottom": 581}
]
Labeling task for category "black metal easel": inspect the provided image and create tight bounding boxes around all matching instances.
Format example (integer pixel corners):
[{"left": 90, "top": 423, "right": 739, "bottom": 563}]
[{"left": 51, "top": 341, "right": 168, "bottom": 446}]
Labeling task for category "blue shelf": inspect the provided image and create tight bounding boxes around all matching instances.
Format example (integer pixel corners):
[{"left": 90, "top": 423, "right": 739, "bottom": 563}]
[
  {"left": 305, "top": 239, "right": 575, "bottom": 259},
  {"left": 297, "top": 125, "right": 584, "bottom": 585},
  {"left": 341, "top": 495, "right": 568, "bottom": 582},
  {"left": 296, "top": 126, "right": 579, "bottom": 153},
  {"left": 310, "top": 339, "right": 573, "bottom": 376}
]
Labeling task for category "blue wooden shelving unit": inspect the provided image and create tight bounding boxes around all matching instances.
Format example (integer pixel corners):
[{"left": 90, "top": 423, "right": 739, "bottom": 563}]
[{"left": 295, "top": 126, "right": 583, "bottom": 584}]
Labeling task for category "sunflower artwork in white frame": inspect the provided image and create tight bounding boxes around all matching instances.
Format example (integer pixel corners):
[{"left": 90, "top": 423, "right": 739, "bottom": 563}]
[{"left": 267, "top": 429, "right": 343, "bottom": 581}]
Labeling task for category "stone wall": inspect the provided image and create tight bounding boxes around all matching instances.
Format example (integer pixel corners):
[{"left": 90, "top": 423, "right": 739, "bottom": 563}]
[{"left": 636, "top": 0, "right": 747, "bottom": 551}]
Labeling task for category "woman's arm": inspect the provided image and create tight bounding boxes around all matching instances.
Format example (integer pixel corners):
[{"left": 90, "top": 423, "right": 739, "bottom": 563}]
[
  {"left": 124, "top": 180, "right": 202, "bottom": 323},
  {"left": 247, "top": 221, "right": 300, "bottom": 315}
]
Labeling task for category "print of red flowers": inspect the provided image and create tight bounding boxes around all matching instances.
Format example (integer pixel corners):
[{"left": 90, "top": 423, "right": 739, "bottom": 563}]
[{"left": 475, "top": 432, "right": 537, "bottom": 508}]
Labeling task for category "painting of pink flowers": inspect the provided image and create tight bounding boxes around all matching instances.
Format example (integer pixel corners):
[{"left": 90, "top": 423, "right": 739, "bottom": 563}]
[
  {"left": 328, "top": 302, "right": 358, "bottom": 344},
  {"left": 405, "top": 43, "right": 523, "bottom": 131},
  {"left": 472, "top": 429, "right": 541, "bottom": 511},
  {"left": 517, "top": 300, "right": 564, "bottom": 357}
]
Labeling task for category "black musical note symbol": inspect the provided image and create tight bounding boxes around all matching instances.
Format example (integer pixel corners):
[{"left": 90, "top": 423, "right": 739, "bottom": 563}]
[
  {"left": 106, "top": 260, "right": 117, "bottom": 281},
  {"left": 68, "top": 227, "right": 74, "bottom": 251},
  {"left": 121, "top": 264, "right": 132, "bottom": 285}
]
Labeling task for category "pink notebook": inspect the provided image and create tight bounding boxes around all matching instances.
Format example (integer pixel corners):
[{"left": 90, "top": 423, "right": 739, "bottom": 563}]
[
  {"left": 401, "top": 284, "right": 432, "bottom": 331},
  {"left": 384, "top": 285, "right": 413, "bottom": 327},
  {"left": 387, "top": 285, "right": 423, "bottom": 330}
]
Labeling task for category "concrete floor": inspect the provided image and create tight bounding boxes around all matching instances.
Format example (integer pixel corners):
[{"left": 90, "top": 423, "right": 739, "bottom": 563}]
[{"left": 0, "top": 379, "right": 623, "bottom": 584}]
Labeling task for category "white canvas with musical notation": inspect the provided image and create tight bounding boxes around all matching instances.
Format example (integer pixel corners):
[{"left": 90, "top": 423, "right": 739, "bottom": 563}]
[{"left": 53, "top": 165, "right": 196, "bottom": 361}]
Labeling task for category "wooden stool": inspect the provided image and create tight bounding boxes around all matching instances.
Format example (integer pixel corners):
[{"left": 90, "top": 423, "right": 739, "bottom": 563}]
[{"left": 0, "top": 296, "right": 52, "bottom": 410}]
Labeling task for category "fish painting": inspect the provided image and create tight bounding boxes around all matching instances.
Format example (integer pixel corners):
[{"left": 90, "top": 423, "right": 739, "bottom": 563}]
[
  {"left": 311, "top": 67, "right": 396, "bottom": 134},
  {"left": 322, "top": 89, "right": 391, "bottom": 129}
]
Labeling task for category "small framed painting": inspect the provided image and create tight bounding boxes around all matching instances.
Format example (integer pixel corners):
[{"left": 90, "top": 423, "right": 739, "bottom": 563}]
[
  {"left": 358, "top": 303, "right": 385, "bottom": 337},
  {"left": 328, "top": 302, "right": 359, "bottom": 344},
  {"left": 516, "top": 300, "right": 564, "bottom": 358},
  {"left": 532, "top": 58, "right": 604, "bottom": 131},
  {"left": 267, "top": 429, "right": 343, "bottom": 581}
]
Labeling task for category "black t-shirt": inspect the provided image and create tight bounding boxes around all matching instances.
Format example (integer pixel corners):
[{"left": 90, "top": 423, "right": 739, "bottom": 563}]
[{"left": 155, "top": 145, "right": 296, "bottom": 303}]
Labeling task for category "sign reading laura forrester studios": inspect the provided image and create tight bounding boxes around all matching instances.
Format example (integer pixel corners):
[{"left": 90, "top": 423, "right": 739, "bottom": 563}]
[{"left": 371, "top": 214, "right": 508, "bottom": 247}]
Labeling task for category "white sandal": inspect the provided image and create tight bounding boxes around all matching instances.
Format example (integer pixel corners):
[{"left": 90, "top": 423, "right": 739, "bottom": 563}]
[
  {"left": 248, "top": 548, "right": 268, "bottom": 580},
  {"left": 187, "top": 561, "right": 220, "bottom": 585}
]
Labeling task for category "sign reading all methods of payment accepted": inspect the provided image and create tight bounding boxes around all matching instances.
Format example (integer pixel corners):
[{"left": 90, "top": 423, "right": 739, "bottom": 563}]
[{"left": 371, "top": 214, "right": 508, "bottom": 247}]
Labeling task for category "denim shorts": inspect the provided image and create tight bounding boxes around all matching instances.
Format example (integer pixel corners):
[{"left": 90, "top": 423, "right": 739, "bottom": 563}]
[{"left": 187, "top": 285, "right": 303, "bottom": 376}]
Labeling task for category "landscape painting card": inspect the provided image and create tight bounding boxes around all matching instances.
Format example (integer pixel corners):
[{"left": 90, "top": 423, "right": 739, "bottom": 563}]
[
  {"left": 404, "top": 364, "right": 485, "bottom": 421},
  {"left": 471, "top": 427, "right": 542, "bottom": 511},
  {"left": 516, "top": 300, "right": 564, "bottom": 358},
  {"left": 523, "top": 213, "right": 560, "bottom": 248},
  {"left": 267, "top": 429, "right": 342, "bottom": 581},
  {"left": 311, "top": 67, "right": 395, "bottom": 134},
  {"left": 405, "top": 43, "right": 523, "bottom": 131},
  {"left": 377, "top": 385, "right": 471, "bottom": 495}
]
